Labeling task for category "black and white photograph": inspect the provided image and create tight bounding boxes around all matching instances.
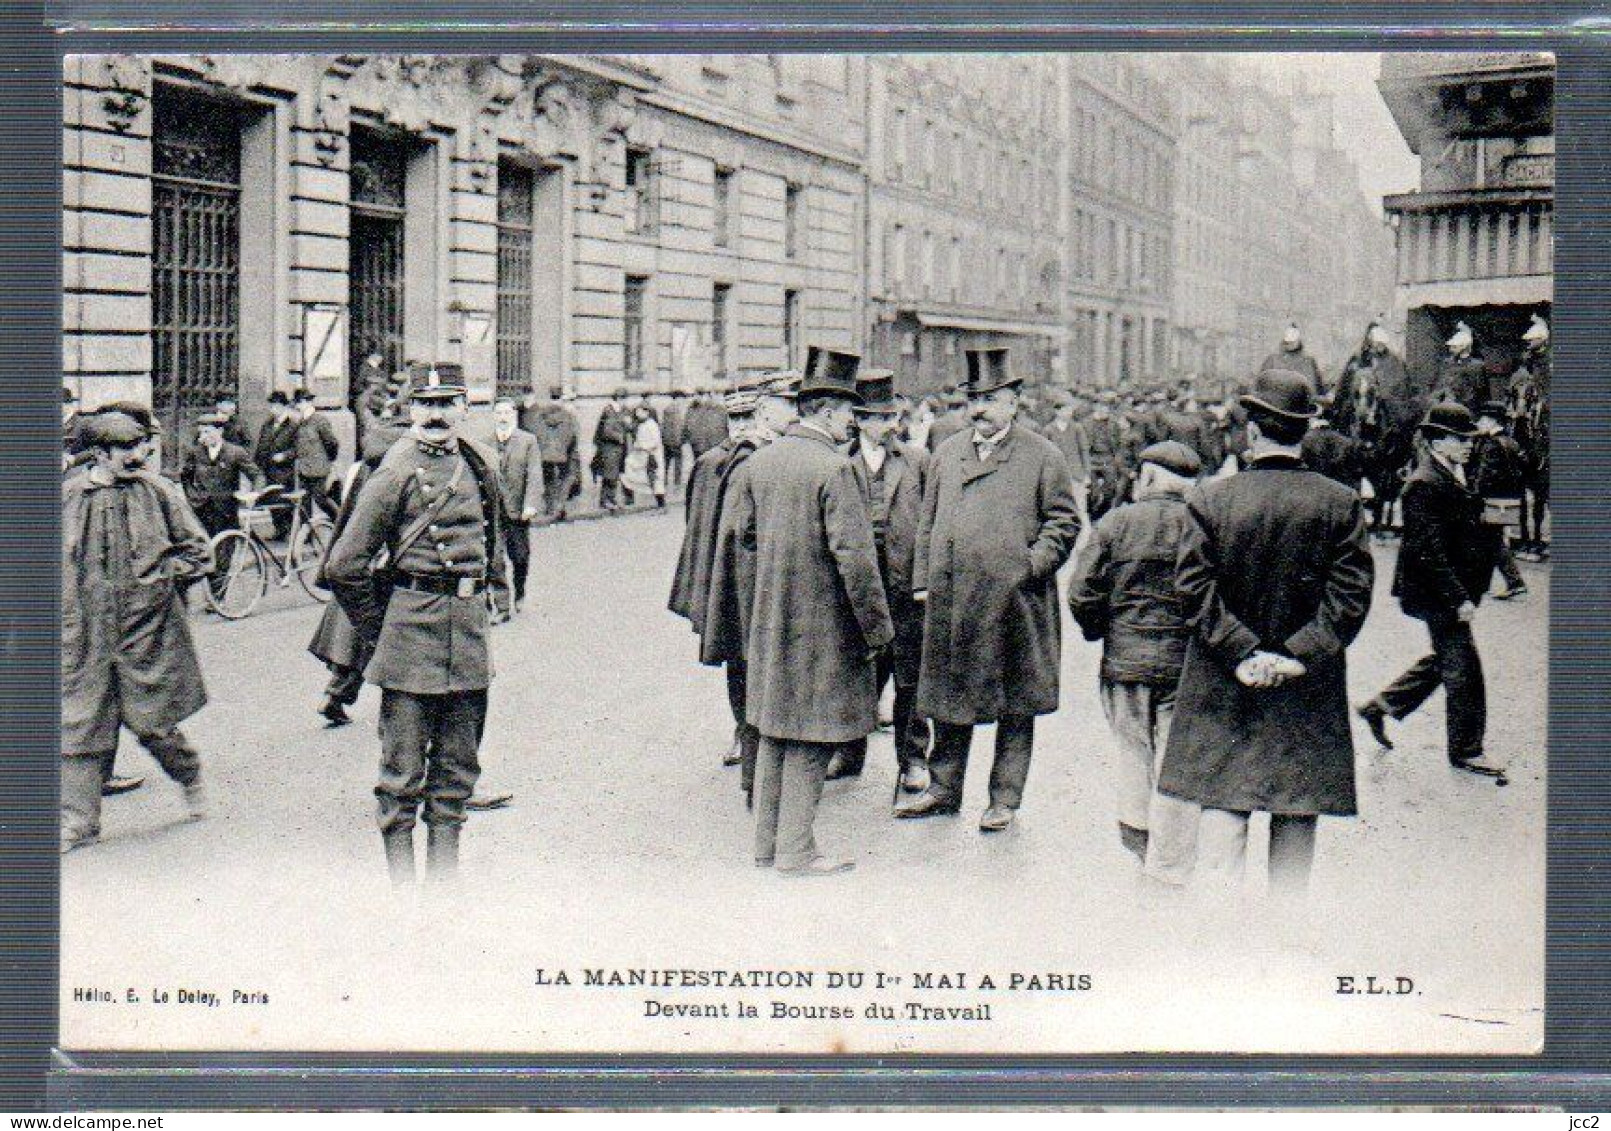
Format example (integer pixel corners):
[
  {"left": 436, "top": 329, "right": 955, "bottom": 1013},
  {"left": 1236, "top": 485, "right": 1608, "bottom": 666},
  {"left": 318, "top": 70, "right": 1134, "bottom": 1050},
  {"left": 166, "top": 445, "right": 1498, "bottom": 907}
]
[{"left": 59, "top": 49, "right": 1551, "bottom": 1054}]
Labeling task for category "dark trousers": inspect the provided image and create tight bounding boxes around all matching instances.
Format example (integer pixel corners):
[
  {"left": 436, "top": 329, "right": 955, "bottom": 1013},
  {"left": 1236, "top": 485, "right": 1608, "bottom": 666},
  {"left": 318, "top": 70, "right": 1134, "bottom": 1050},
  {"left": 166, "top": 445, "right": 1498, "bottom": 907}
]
[
  {"left": 927, "top": 715, "right": 1035, "bottom": 809},
  {"left": 542, "top": 462, "right": 573, "bottom": 518},
  {"left": 666, "top": 447, "right": 684, "bottom": 490},
  {"left": 376, "top": 688, "right": 486, "bottom": 834},
  {"left": 295, "top": 471, "right": 338, "bottom": 522},
  {"left": 837, "top": 648, "right": 929, "bottom": 777},
  {"left": 324, "top": 663, "right": 365, "bottom": 707},
  {"left": 193, "top": 497, "right": 238, "bottom": 540},
  {"left": 727, "top": 660, "right": 761, "bottom": 799},
  {"left": 95, "top": 729, "right": 200, "bottom": 788},
  {"left": 505, "top": 520, "right": 531, "bottom": 604},
  {"left": 1495, "top": 536, "right": 1524, "bottom": 589},
  {"left": 1376, "top": 613, "right": 1486, "bottom": 762}
]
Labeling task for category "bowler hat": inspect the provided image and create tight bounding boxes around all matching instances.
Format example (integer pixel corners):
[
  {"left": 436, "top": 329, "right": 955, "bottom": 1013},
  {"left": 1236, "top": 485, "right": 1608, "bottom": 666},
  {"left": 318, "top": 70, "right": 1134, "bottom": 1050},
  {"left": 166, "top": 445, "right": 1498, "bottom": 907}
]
[
  {"left": 1137, "top": 440, "right": 1203, "bottom": 479},
  {"left": 853, "top": 369, "right": 899, "bottom": 414},
  {"left": 1420, "top": 401, "right": 1479, "bottom": 438},
  {"left": 1239, "top": 369, "right": 1317, "bottom": 421},
  {"left": 291, "top": 387, "right": 316, "bottom": 403},
  {"left": 411, "top": 362, "right": 469, "bottom": 401},
  {"left": 801, "top": 347, "right": 863, "bottom": 402},
  {"left": 963, "top": 347, "right": 1020, "bottom": 396}
]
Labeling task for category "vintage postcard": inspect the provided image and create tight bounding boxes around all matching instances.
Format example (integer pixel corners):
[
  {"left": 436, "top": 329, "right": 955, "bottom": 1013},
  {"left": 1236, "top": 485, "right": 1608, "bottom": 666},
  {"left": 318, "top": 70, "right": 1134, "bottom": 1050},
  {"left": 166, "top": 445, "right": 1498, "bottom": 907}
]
[{"left": 59, "top": 49, "right": 1549, "bottom": 1054}]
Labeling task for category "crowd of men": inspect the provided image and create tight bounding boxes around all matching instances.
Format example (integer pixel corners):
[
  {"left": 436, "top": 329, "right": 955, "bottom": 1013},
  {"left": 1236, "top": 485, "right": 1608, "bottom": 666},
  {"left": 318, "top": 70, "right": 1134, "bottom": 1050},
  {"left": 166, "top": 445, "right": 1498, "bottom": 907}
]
[{"left": 60, "top": 313, "right": 1550, "bottom": 900}]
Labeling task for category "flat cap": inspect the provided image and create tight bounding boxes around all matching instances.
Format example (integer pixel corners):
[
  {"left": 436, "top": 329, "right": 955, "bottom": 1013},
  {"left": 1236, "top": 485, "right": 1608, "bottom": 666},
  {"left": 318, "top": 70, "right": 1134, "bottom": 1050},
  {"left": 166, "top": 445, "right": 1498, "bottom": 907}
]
[
  {"left": 78, "top": 411, "right": 148, "bottom": 449},
  {"left": 1137, "top": 440, "right": 1203, "bottom": 479}
]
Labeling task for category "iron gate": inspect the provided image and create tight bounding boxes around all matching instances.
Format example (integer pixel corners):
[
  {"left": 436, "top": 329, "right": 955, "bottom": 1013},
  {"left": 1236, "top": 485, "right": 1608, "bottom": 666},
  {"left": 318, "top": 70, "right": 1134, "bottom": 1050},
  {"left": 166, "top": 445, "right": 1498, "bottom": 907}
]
[
  {"left": 496, "top": 164, "right": 535, "bottom": 397},
  {"left": 348, "top": 130, "right": 407, "bottom": 392},
  {"left": 151, "top": 88, "right": 241, "bottom": 451}
]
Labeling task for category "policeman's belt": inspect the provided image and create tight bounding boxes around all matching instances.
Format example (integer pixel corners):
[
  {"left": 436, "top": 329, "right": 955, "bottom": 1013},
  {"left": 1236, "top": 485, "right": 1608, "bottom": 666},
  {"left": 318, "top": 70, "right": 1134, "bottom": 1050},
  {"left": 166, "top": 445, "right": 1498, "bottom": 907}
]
[{"left": 394, "top": 571, "right": 487, "bottom": 597}]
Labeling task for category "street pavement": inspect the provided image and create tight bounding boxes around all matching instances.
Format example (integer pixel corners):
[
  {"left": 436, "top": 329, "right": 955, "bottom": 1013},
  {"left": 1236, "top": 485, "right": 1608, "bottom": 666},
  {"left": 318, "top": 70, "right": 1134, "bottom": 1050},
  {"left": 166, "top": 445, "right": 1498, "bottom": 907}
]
[{"left": 61, "top": 507, "right": 1548, "bottom": 1055}]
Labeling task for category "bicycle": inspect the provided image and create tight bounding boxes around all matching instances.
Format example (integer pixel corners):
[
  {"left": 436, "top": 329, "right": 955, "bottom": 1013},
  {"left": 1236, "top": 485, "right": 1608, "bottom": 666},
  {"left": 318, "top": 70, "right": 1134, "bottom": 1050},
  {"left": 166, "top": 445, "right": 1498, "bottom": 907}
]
[{"left": 204, "top": 485, "right": 335, "bottom": 620}]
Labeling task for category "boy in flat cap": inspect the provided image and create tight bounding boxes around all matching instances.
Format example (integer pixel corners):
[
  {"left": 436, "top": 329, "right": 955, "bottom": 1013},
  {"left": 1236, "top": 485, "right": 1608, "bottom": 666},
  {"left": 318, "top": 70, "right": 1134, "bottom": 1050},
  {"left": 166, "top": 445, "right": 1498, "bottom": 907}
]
[
  {"left": 1068, "top": 440, "right": 1204, "bottom": 883},
  {"left": 62, "top": 412, "right": 214, "bottom": 852}
]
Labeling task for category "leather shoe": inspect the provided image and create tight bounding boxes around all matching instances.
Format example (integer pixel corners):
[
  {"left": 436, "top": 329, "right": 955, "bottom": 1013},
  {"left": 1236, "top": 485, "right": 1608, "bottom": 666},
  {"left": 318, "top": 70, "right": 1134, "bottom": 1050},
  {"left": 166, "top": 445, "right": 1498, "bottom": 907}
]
[
  {"left": 101, "top": 775, "right": 145, "bottom": 797},
  {"left": 1357, "top": 702, "right": 1393, "bottom": 750},
  {"left": 1451, "top": 753, "right": 1507, "bottom": 779},
  {"left": 824, "top": 753, "right": 863, "bottom": 781},
  {"left": 465, "top": 791, "right": 513, "bottom": 811},
  {"left": 894, "top": 791, "right": 960, "bottom": 819},
  {"left": 777, "top": 856, "right": 855, "bottom": 878},
  {"left": 319, "top": 700, "right": 352, "bottom": 727},
  {"left": 721, "top": 739, "right": 742, "bottom": 767},
  {"left": 898, "top": 763, "right": 930, "bottom": 794},
  {"left": 979, "top": 805, "right": 1015, "bottom": 833}
]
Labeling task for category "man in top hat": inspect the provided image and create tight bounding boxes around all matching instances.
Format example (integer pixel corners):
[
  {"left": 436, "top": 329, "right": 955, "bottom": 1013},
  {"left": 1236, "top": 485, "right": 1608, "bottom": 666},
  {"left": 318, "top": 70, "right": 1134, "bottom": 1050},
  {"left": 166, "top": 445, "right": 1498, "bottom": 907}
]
[
  {"left": 728, "top": 347, "right": 892, "bottom": 875},
  {"left": 180, "top": 412, "right": 264, "bottom": 543},
  {"left": 61, "top": 411, "right": 213, "bottom": 852},
  {"left": 1260, "top": 323, "right": 1324, "bottom": 395},
  {"left": 826, "top": 368, "right": 932, "bottom": 793},
  {"left": 897, "top": 347, "right": 1081, "bottom": 832},
  {"left": 291, "top": 387, "right": 341, "bottom": 521},
  {"left": 702, "top": 373, "right": 802, "bottom": 797},
  {"left": 1358, "top": 402, "right": 1505, "bottom": 779},
  {"left": 1436, "top": 321, "right": 1490, "bottom": 413},
  {"left": 1509, "top": 313, "right": 1550, "bottom": 559},
  {"left": 1156, "top": 369, "right": 1374, "bottom": 899},
  {"left": 1068, "top": 439, "right": 1204, "bottom": 880},
  {"left": 324, "top": 367, "right": 505, "bottom": 884}
]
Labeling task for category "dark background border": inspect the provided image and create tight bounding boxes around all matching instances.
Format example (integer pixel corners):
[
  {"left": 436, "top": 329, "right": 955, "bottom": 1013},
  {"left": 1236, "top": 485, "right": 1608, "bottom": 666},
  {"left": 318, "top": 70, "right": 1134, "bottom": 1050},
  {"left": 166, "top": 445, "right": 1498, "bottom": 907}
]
[{"left": 4, "top": 0, "right": 1608, "bottom": 1111}]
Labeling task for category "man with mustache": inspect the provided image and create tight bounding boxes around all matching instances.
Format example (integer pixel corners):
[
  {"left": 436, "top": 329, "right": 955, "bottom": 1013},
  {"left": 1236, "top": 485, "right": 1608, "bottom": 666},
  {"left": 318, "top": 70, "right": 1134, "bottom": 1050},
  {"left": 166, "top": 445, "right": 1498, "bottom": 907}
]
[
  {"left": 61, "top": 411, "right": 214, "bottom": 853},
  {"left": 898, "top": 347, "right": 1081, "bottom": 832},
  {"left": 324, "top": 367, "right": 505, "bottom": 885}
]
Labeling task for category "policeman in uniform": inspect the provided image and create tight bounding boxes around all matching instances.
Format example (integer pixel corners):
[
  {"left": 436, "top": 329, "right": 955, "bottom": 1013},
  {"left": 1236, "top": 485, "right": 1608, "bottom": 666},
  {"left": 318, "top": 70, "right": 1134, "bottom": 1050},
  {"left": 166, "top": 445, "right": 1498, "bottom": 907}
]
[{"left": 325, "top": 368, "right": 504, "bottom": 884}]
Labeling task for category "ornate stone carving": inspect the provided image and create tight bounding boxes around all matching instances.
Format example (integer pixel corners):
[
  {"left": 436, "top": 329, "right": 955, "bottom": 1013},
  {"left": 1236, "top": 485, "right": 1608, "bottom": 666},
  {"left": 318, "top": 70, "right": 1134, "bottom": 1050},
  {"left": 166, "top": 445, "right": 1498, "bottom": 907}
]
[{"left": 99, "top": 56, "right": 149, "bottom": 134}]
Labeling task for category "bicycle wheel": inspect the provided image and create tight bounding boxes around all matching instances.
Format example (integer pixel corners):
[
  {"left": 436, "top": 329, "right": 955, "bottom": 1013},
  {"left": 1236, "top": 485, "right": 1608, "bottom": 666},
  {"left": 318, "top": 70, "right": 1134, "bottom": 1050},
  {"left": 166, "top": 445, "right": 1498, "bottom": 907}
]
[
  {"left": 206, "top": 530, "right": 268, "bottom": 620},
  {"left": 291, "top": 517, "right": 334, "bottom": 603}
]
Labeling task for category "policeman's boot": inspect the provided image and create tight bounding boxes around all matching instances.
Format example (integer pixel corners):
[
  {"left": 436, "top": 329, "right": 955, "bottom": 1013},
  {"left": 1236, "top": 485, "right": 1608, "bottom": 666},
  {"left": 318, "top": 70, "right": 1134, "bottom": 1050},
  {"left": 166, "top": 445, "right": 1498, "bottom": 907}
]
[
  {"left": 382, "top": 828, "right": 416, "bottom": 886},
  {"left": 425, "top": 824, "right": 460, "bottom": 883}
]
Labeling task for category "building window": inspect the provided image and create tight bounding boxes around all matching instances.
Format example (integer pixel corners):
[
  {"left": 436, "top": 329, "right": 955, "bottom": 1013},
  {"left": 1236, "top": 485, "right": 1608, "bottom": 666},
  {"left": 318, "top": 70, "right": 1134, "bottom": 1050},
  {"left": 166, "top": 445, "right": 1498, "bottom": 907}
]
[
  {"left": 922, "top": 230, "right": 935, "bottom": 295},
  {"left": 624, "top": 275, "right": 649, "bottom": 381},
  {"left": 151, "top": 87, "right": 242, "bottom": 448},
  {"left": 890, "top": 222, "right": 906, "bottom": 292},
  {"left": 495, "top": 161, "right": 535, "bottom": 397},
  {"left": 624, "top": 147, "right": 656, "bottom": 235},
  {"left": 950, "top": 237, "right": 962, "bottom": 301},
  {"left": 782, "top": 288, "right": 801, "bottom": 369},
  {"left": 712, "top": 282, "right": 732, "bottom": 379},
  {"left": 890, "top": 104, "right": 907, "bottom": 178},
  {"left": 712, "top": 166, "right": 735, "bottom": 248},
  {"left": 784, "top": 182, "right": 804, "bottom": 259},
  {"left": 348, "top": 126, "right": 409, "bottom": 404}
]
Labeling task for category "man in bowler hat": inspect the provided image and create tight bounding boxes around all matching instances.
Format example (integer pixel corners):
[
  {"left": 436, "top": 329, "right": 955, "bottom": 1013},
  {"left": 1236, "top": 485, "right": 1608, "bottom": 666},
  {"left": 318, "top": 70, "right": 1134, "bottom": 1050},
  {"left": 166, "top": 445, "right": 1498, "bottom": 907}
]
[
  {"left": 897, "top": 347, "right": 1081, "bottom": 832},
  {"left": 1359, "top": 401, "right": 1505, "bottom": 779},
  {"left": 324, "top": 367, "right": 505, "bottom": 884},
  {"left": 728, "top": 348, "right": 893, "bottom": 875},
  {"left": 1156, "top": 370, "right": 1374, "bottom": 898}
]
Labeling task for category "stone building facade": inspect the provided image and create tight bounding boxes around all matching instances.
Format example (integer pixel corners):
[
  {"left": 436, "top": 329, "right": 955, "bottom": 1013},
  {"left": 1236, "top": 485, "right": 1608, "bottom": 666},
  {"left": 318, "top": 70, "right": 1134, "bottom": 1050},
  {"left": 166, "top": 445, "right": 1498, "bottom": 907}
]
[
  {"left": 863, "top": 54, "right": 1065, "bottom": 396},
  {"left": 1064, "top": 54, "right": 1177, "bottom": 387},
  {"left": 63, "top": 52, "right": 864, "bottom": 457}
]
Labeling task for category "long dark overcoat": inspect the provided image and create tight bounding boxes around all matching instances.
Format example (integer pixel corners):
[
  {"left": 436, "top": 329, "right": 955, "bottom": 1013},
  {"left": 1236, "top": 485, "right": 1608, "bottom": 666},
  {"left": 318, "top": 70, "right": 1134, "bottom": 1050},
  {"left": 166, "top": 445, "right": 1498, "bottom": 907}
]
[
  {"left": 1158, "top": 452, "right": 1374, "bottom": 816},
  {"left": 62, "top": 472, "right": 213, "bottom": 754},
  {"left": 913, "top": 425, "right": 1081, "bottom": 724},
  {"left": 668, "top": 439, "right": 736, "bottom": 631},
  {"left": 1392, "top": 456, "right": 1498, "bottom": 620},
  {"left": 308, "top": 461, "right": 375, "bottom": 671},
  {"left": 699, "top": 438, "right": 767, "bottom": 667},
  {"left": 730, "top": 424, "right": 894, "bottom": 743}
]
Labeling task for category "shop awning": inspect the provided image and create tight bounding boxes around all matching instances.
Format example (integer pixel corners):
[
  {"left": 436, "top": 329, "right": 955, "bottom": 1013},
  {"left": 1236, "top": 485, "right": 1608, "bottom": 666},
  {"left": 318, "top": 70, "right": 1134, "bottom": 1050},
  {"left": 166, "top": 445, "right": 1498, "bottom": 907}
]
[
  {"left": 913, "top": 311, "right": 1064, "bottom": 339},
  {"left": 1398, "top": 275, "right": 1553, "bottom": 311}
]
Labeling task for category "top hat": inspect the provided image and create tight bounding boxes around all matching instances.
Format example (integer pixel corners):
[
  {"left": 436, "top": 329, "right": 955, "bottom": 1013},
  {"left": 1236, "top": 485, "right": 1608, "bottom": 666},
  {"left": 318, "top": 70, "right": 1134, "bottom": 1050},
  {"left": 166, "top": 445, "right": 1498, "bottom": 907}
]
[
  {"left": 410, "top": 362, "right": 469, "bottom": 401},
  {"left": 1420, "top": 401, "right": 1479, "bottom": 437},
  {"left": 963, "top": 347, "right": 1020, "bottom": 396},
  {"left": 800, "top": 347, "right": 863, "bottom": 402},
  {"left": 853, "top": 369, "right": 899, "bottom": 414},
  {"left": 1239, "top": 369, "right": 1318, "bottom": 421}
]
